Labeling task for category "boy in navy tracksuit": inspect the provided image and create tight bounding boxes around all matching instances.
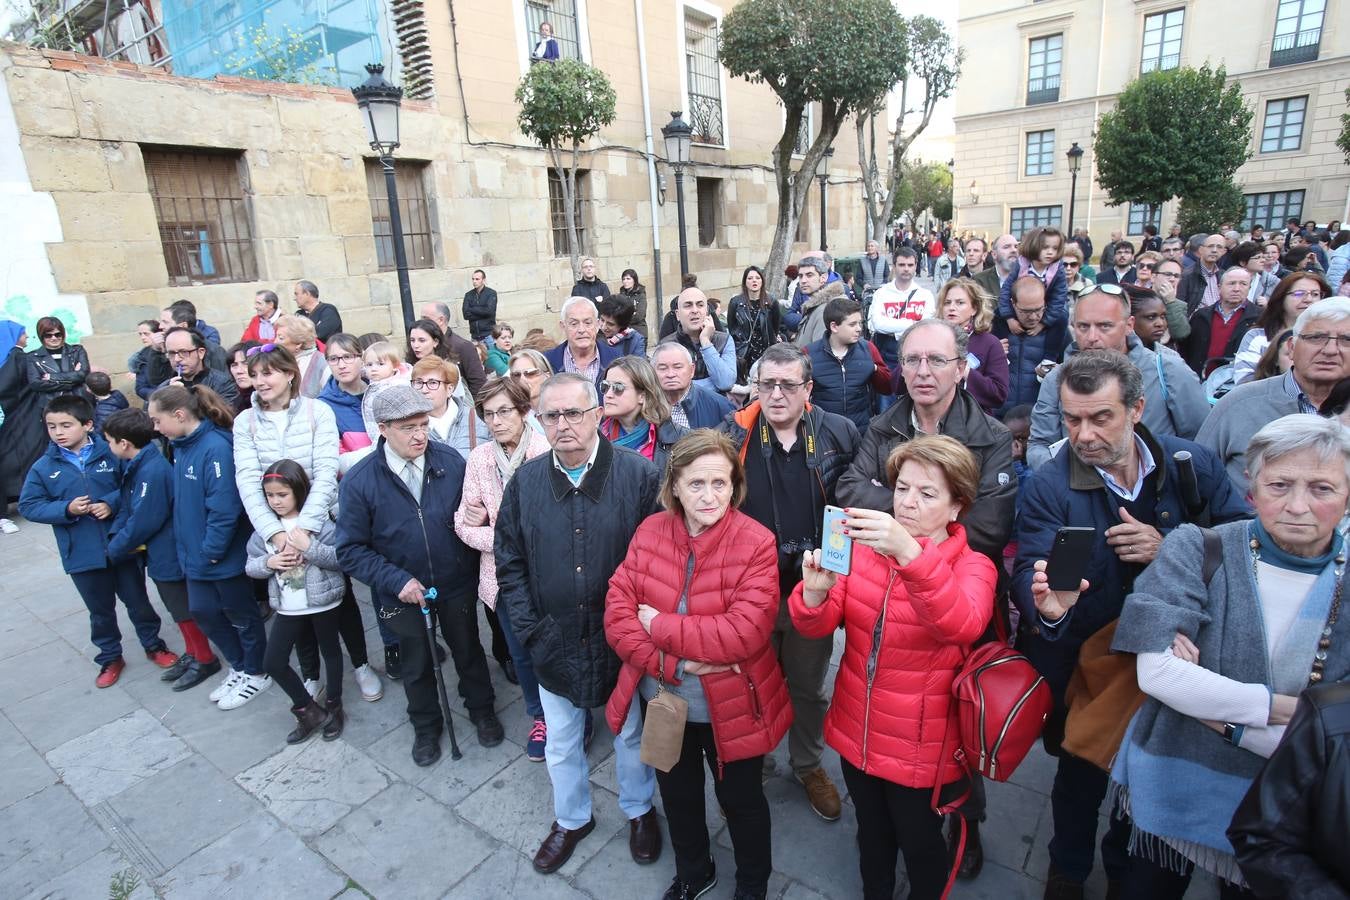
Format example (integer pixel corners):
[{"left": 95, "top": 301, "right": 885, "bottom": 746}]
[
  {"left": 103, "top": 407, "right": 220, "bottom": 692},
  {"left": 19, "top": 395, "right": 177, "bottom": 687}
]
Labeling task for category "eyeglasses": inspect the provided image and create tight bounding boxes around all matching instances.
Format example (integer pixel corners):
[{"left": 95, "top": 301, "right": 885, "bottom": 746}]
[
  {"left": 411, "top": 379, "right": 445, "bottom": 390},
  {"left": 1296, "top": 333, "right": 1350, "bottom": 350},
  {"left": 1288, "top": 290, "right": 1323, "bottom": 301},
  {"left": 755, "top": 380, "right": 807, "bottom": 396},
  {"left": 599, "top": 380, "right": 629, "bottom": 396},
  {"left": 1014, "top": 306, "right": 1046, "bottom": 318},
  {"left": 481, "top": 407, "right": 520, "bottom": 422},
  {"left": 540, "top": 406, "right": 597, "bottom": 426},
  {"left": 246, "top": 343, "right": 277, "bottom": 358},
  {"left": 1155, "top": 271, "right": 1182, "bottom": 280},
  {"left": 900, "top": 354, "right": 958, "bottom": 371},
  {"left": 1136, "top": 263, "right": 1155, "bottom": 271},
  {"left": 391, "top": 423, "right": 430, "bottom": 436},
  {"left": 1089, "top": 284, "right": 1125, "bottom": 297},
  {"left": 1062, "top": 260, "right": 1080, "bottom": 268},
  {"left": 327, "top": 354, "right": 360, "bottom": 365},
  {"left": 166, "top": 348, "right": 201, "bottom": 359},
  {"left": 511, "top": 368, "right": 542, "bottom": 379}
]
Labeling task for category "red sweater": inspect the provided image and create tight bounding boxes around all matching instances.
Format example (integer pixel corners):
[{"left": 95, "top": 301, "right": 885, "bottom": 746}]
[
  {"left": 605, "top": 509, "right": 792, "bottom": 765},
  {"left": 789, "top": 524, "right": 995, "bottom": 787}
]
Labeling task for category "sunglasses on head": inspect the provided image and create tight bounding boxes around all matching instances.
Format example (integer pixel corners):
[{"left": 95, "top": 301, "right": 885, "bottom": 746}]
[{"left": 246, "top": 343, "right": 277, "bottom": 357}]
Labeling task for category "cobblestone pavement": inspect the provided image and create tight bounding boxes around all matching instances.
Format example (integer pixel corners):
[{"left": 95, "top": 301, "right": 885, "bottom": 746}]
[{"left": 0, "top": 515, "right": 1221, "bottom": 900}]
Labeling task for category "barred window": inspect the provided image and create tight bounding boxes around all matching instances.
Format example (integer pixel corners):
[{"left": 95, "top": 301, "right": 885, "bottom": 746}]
[
  {"left": 365, "top": 160, "right": 434, "bottom": 271},
  {"left": 143, "top": 148, "right": 258, "bottom": 286},
  {"left": 1271, "top": 0, "right": 1324, "bottom": 67},
  {"left": 548, "top": 168, "right": 589, "bottom": 257},
  {"left": 524, "top": 0, "right": 584, "bottom": 61},
  {"left": 1141, "top": 9, "right": 1184, "bottom": 73},
  {"left": 1127, "top": 203, "right": 1162, "bottom": 235},
  {"left": 1010, "top": 205, "right": 1062, "bottom": 236},
  {"left": 684, "top": 8, "right": 724, "bottom": 145},
  {"left": 1025, "top": 130, "right": 1055, "bottom": 176},
  {"left": 1244, "top": 190, "right": 1305, "bottom": 231},
  {"left": 696, "top": 177, "right": 721, "bottom": 247},
  {"left": 1260, "top": 97, "right": 1307, "bottom": 153}
]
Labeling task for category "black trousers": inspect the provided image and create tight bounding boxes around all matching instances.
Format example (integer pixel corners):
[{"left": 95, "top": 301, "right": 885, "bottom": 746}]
[
  {"left": 297, "top": 577, "right": 370, "bottom": 679},
  {"left": 383, "top": 593, "right": 494, "bottom": 736},
  {"left": 482, "top": 602, "right": 510, "bottom": 665},
  {"left": 656, "top": 722, "right": 771, "bottom": 894},
  {"left": 840, "top": 758, "right": 957, "bottom": 900},
  {"left": 1120, "top": 849, "right": 1257, "bottom": 900},
  {"left": 265, "top": 608, "right": 343, "bottom": 708}
]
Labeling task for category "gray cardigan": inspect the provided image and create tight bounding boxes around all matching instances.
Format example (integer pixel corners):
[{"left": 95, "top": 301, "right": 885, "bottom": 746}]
[
  {"left": 245, "top": 517, "right": 345, "bottom": 612},
  {"left": 1195, "top": 371, "right": 1302, "bottom": 497}
]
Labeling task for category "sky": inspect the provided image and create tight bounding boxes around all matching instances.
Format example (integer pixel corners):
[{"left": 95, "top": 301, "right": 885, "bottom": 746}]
[{"left": 887, "top": 0, "right": 959, "bottom": 166}]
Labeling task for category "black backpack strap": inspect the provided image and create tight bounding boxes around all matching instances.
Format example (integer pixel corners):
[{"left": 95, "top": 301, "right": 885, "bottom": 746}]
[{"left": 1200, "top": 527, "right": 1223, "bottom": 585}]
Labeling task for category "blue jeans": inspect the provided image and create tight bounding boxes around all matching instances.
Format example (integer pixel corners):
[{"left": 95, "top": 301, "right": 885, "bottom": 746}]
[
  {"left": 70, "top": 558, "right": 166, "bottom": 666},
  {"left": 187, "top": 574, "right": 267, "bottom": 675},
  {"left": 538, "top": 686, "right": 654, "bottom": 830},
  {"left": 493, "top": 597, "right": 542, "bottom": 719}
]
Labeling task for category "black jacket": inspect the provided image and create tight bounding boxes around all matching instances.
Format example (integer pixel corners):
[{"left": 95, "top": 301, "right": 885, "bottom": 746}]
[
  {"left": 836, "top": 388, "right": 1016, "bottom": 562},
  {"left": 1181, "top": 301, "right": 1261, "bottom": 375},
  {"left": 0, "top": 347, "right": 46, "bottom": 501},
  {"left": 27, "top": 344, "right": 90, "bottom": 401},
  {"left": 147, "top": 341, "right": 231, "bottom": 386},
  {"left": 298, "top": 302, "right": 343, "bottom": 343},
  {"left": 1229, "top": 682, "right": 1350, "bottom": 899},
  {"left": 462, "top": 287, "right": 498, "bottom": 341},
  {"left": 1178, "top": 264, "right": 1223, "bottom": 315},
  {"left": 336, "top": 439, "right": 478, "bottom": 608},
  {"left": 496, "top": 437, "right": 660, "bottom": 708},
  {"left": 155, "top": 366, "right": 240, "bottom": 407},
  {"left": 571, "top": 278, "right": 610, "bottom": 303}
]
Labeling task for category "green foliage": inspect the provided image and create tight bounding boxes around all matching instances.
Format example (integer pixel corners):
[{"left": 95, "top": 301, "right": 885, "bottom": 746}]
[
  {"left": 109, "top": 868, "right": 142, "bottom": 900},
  {"left": 224, "top": 24, "right": 336, "bottom": 86},
  {"left": 893, "top": 159, "right": 952, "bottom": 226},
  {"left": 1338, "top": 86, "right": 1350, "bottom": 166},
  {"left": 1094, "top": 65, "right": 1253, "bottom": 213},
  {"left": 514, "top": 59, "right": 618, "bottom": 150},
  {"left": 1176, "top": 179, "right": 1248, "bottom": 236}
]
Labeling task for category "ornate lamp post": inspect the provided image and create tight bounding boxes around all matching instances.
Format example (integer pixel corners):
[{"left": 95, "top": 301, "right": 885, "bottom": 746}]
[
  {"left": 352, "top": 63, "right": 414, "bottom": 332},
  {"left": 818, "top": 147, "right": 833, "bottom": 251},
  {"left": 662, "top": 111, "right": 693, "bottom": 278},
  {"left": 1066, "top": 142, "right": 1085, "bottom": 239}
]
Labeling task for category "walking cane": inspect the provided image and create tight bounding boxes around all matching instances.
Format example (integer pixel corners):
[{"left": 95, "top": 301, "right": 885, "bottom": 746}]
[{"left": 420, "top": 588, "right": 462, "bottom": 760}]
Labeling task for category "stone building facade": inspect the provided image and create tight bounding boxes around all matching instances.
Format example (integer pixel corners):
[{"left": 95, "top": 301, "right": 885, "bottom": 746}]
[
  {"left": 952, "top": 0, "right": 1350, "bottom": 246},
  {"left": 1, "top": 0, "right": 869, "bottom": 380}
]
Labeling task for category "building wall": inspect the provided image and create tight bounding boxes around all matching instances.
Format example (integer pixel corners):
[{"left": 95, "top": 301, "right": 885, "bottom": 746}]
[
  {"left": 0, "top": 0, "right": 871, "bottom": 386},
  {"left": 953, "top": 0, "right": 1350, "bottom": 248}
]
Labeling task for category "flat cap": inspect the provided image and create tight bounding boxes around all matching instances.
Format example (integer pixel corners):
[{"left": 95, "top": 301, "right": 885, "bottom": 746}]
[{"left": 370, "top": 384, "right": 433, "bottom": 423}]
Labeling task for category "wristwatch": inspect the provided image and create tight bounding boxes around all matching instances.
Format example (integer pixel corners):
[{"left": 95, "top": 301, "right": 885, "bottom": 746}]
[{"left": 1223, "top": 722, "right": 1242, "bottom": 745}]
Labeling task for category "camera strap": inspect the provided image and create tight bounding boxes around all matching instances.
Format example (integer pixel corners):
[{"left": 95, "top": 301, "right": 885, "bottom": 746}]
[{"left": 757, "top": 410, "right": 822, "bottom": 550}]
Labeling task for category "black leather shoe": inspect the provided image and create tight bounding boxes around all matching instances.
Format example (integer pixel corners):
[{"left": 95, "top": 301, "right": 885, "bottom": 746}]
[
  {"left": 1043, "top": 864, "right": 1085, "bottom": 900},
  {"left": 384, "top": 645, "right": 402, "bottom": 681},
  {"left": 172, "top": 656, "right": 220, "bottom": 692},
  {"left": 500, "top": 657, "right": 518, "bottom": 685},
  {"left": 160, "top": 653, "right": 193, "bottom": 682},
  {"left": 629, "top": 808, "right": 662, "bottom": 864},
  {"left": 412, "top": 731, "right": 441, "bottom": 767},
  {"left": 661, "top": 861, "right": 716, "bottom": 900},
  {"left": 472, "top": 711, "right": 505, "bottom": 747}
]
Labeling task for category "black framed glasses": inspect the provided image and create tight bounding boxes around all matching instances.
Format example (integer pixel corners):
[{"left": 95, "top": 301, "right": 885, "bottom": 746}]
[
  {"left": 411, "top": 379, "right": 446, "bottom": 390},
  {"left": 755, "top": 380, "right": 807, "bottom": 396}
]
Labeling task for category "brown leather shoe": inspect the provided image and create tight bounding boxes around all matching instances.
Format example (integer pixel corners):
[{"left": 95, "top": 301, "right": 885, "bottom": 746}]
[
  {"left": 532, "top": 818, "right": 595, "bottom": 874},
  {"left": 796, "top": 767, "right": 842, "bottom": 821},
  {"left": 629, "top": 808, "right": 662, "bottom": 864}
]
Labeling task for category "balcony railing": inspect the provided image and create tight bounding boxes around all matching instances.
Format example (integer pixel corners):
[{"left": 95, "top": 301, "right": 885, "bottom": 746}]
[
  {"left": 688, "top": 92, "right": 724, "bottom": 145},
  {"left": 1270, "top": 28, "right": 1321, "bottom": 67},
  {"left": 1141, "top": 53, "right": 1180, "bottom": 73},
  {"left": 1026, "top": 75, "right": 1060, "bottom": 105}
]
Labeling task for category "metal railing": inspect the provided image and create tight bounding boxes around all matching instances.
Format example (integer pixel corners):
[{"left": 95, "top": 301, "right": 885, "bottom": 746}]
[
  {"left": 1026, "top": 75, "right": 1060, "bottom": 105},
  {"left": 1270, "top": 28, "right": 1321, "bottom": 66},
  {"left": 688, "top": 92, "right": 724, "bottom": 145}
]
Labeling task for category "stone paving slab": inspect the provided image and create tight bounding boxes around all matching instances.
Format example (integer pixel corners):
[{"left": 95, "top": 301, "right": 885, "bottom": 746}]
[
  {"left": 156, "top": 815, "right": 348, "bottom": 899},
  {"left": 235, "top": 738, "right": 396, "bottom": 837},
  {"left": 0, "top": 784, "right": 111, "bottom": 897},
  {"left": 19, "top": 846, "right": 157, "bottom": 900},
  {"left": 46, "top": 708, "right": 194, "bottom": 805},
  {"left": 0, "top": 711, "right": 57, "bottom": 809}
]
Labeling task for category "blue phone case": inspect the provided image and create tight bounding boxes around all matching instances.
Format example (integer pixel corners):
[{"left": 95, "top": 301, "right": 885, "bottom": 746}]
[{"left": 820, "top": 506, "right": 852, "bottom": 575}]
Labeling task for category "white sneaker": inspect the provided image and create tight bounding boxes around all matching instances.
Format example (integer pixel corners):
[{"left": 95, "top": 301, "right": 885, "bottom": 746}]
[
  {"left": 208, "top": 669, "right": 243, "bottom": 703},
  {"left": 218, "top": 673, "right": 271, "bottom": 710},
  {"left": 303, "top": 678, "right": 325, "bottom": 705},
  {"left": 353, "top": 664, "right": 383, "bottom": 702},
  {"left": 0, "top": 518, "right": 18, "bottom": 534}
]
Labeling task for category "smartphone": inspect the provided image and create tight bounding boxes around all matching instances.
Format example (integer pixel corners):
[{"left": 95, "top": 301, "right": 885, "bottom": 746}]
[
  {"left": 1046, "top": 526, "right": 1095, "bottom": 592},
  {"left": 820, "top": 505, "right": 852, "bottom": 576}
]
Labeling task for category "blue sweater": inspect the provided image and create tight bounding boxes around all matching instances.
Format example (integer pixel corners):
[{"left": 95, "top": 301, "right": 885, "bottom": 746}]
[
  {"left": 19, "top": 436, "right": 123, "bottom": 574},
  {"left": 170, "top": 420, "right": 249, "bottom": 580},
  {"left": 107, "top": 443, "right": 182, "bottom": 582}
]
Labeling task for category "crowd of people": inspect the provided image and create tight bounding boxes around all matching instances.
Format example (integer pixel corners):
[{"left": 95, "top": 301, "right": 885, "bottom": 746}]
[{"left": 3, "top": 221, "right": 1350, "bottom": 899}]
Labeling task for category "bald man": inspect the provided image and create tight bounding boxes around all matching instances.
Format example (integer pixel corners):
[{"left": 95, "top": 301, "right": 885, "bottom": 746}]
[{"left": 656, "top": 287, "right": 737, "bottom": 392}]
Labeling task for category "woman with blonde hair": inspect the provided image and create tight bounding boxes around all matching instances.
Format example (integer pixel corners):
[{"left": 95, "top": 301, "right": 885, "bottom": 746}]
[
  {"left": 938, "top": 277, "right": 1010, "bottom": 414},
  {"left": 598, "top": 355, "right": 686, "bottom": 473}
]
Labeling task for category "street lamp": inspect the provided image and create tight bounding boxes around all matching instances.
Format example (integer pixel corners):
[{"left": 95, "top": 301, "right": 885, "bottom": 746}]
[
  {"left": 1065, "top": 141, "right": 1085, "bottom": 239},
  {"left": 352, "top": 63, "right": 415, "bottom": 333},
  {"left": 818, "top": 147, "right": 833, "bottom": 251},
  {"left": 662, "top": 111, "right": 693, "bottom": 278}
]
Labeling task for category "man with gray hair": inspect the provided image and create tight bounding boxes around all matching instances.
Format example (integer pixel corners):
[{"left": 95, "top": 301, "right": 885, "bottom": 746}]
[
  {"left": 497, "top": 372, "right": 662, "bottom": 874},
  {"left": 859, "top": 239, "right": 891, "bottom": 294},
  {"left": 1013, "top": 350, "right": 1246, "bottom": 898},
  {"left": 789, "top": 254, "right": 847, "bottom": 347},
  {"left": 651, "top": 341, "right": 733, "bottom": 429},
  {"left": 293, "top": 279, "right": 343, "bottom": 343},
  {"left": 1027, "top": 286, "right": 1208, "bottom": 469},
  {"left": 418, "top": 301, "right": 488, "bottom": 399},
  {"left": 1178, "top": 233, "right": 1230, "bottom": 314},
  {"left": 1198, "top": 297, "right": 1350, "bottom": 495},
  {"left": 543, "top": 297, "right": 621, "bottom": 394}
]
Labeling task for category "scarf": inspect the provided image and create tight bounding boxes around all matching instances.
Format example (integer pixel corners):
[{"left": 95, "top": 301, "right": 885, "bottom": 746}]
[
  {"left": 601, "top": 418, "right": 654, "bottom": 458},
  {"left": 1110, "top": 520, "right": 1350, "bottom": 885},
  {"left": 258, "top": 314, "right": 276, "bottom": 341},
  {"left": 492, "top": 433, "right": 533, "bottom": 487}
]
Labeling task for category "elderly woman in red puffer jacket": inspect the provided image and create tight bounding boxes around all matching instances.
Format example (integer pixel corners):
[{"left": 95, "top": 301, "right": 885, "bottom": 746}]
[
  {"left": 790, "top": 434, "right": 996, "bottom": 900},
  {"left": 605, "top": 429, "right": 791, "bottom": 900}
]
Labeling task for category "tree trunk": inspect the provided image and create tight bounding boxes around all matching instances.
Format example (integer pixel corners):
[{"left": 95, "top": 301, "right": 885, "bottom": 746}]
[
  {"left": 764, "top": 103, "right": 841, "bottom": 301},
  {"left": 566, "top": 142, "right": 583, "bottom": 283},
  {"left": 857, "top": 112, "right": 890, "bottom": 244}
]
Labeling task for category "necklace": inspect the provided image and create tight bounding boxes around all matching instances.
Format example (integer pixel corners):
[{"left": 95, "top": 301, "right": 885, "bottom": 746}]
[{"left": 1251, "top": 537, "right": 1344, "bottom": 685}]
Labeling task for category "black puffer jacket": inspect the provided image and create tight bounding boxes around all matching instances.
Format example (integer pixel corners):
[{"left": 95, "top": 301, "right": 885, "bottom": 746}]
[
  {"left": 496, "top": 437, "right": 660, "bottom": 708},
  {"left": 1229, "top": 682, "right": 1350, "bottom": 899},
  {"left": 836, "top": 388, "right": 1016, "bottom": 562}
]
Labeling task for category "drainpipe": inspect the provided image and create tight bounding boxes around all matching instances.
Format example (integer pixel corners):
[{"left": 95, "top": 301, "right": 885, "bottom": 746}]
[
  {"left": 633, "top": 0, "right": 663, "bottom": 331},
  {"left": 1084, "top": 4, "right": 1108, "bottom": 236}
]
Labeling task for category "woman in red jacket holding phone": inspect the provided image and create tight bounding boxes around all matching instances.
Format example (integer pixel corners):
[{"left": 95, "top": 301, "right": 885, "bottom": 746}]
[
  {"left": 605, "top": 429, "right": 792, "bottom": 900},
  {"left": 790, "top": 435, "right": 996, "bottom": 900}
]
